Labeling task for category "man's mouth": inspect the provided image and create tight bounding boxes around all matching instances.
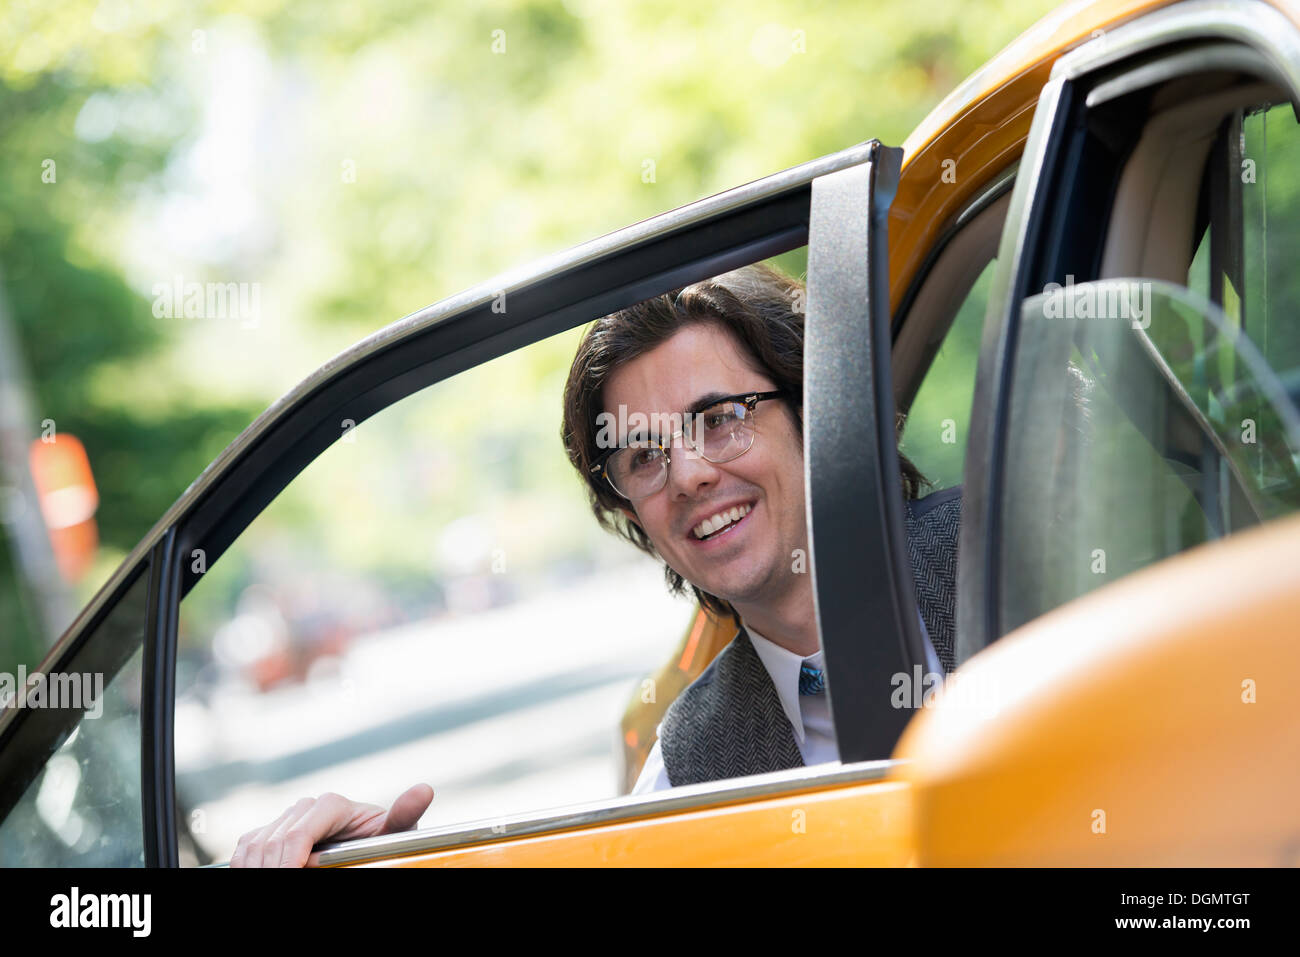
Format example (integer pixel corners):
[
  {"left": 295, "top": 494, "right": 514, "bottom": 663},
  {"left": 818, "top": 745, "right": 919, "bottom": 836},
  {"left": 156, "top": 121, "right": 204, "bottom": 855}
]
[{"left": 690, "top": 502, "right": 754, "bottom": 541}]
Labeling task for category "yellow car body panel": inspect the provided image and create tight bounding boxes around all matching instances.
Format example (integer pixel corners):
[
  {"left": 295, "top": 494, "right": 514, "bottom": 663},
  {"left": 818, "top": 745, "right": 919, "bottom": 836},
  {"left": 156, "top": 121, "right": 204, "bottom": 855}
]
[
  {"left": 891, "top": 0, "right": 1300, "bottom": 306},
  {"left": 895, "top": 513, "right": 1300, "bottom": 866},
  {"left": 356, "top": 779, "right": 913, "bottom": 867}
]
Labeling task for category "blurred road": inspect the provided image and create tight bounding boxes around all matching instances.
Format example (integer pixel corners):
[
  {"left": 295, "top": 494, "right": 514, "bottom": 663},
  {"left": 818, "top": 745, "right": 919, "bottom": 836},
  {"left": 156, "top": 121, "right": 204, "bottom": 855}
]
[{"left": 174, "top": 560, "right": 697, "bottom": 862}]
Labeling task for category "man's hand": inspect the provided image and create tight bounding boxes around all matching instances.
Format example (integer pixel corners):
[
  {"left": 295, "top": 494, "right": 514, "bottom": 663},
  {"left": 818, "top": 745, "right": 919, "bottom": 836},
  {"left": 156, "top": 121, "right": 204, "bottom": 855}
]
[{"left": 229, "top": 783, "right": 434, "bottom": 868}]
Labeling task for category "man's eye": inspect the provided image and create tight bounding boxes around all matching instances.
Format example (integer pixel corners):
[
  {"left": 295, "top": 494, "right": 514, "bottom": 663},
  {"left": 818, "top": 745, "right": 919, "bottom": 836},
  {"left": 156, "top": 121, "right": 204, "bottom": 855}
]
[
  {"left": 629, "top": 448, "right": 661, "bottom": 471},
  {"left": 703, "top": 408, "right": 741, "bottom": 431}
]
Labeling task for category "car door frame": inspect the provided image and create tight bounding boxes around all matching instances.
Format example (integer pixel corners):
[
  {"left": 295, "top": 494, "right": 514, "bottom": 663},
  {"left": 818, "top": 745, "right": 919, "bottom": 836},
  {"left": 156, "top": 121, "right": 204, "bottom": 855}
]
[{"left": 1, "top": 139, "right": 929, "bottom": 866}]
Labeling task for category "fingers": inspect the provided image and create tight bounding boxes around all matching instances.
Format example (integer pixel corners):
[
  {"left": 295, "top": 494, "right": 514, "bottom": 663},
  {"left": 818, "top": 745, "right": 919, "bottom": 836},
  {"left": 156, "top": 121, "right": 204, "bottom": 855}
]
[
  {"left": 381, "top": 783, "right": 435, "bottom": 834},
  {"left": 276, "top": 791, "right": 384, "bottom": 866},
  {"left": 270, "top": 796, "right": 329, "bottom": 868},
  {"left": 231, "top": 798, "right": 312, "bottom": 869},
  {"left": 230, "top": 793, "right": 368, "bottom": 868},
  {"left": 229, "top": 786, "right": 434, "bottom": 868}
]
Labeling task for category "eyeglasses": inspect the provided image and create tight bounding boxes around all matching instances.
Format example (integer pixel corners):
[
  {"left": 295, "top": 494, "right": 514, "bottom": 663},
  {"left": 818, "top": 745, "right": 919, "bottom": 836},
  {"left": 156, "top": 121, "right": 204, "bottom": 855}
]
[{"left": 590, "top": 391, "right": 787, "bottom": 501}]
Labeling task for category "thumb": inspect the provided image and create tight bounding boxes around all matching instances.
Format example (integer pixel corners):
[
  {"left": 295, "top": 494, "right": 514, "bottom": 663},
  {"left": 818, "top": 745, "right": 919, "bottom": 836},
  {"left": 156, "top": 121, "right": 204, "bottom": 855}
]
[{"left": 381, "top": 783, "right": 434, "bottom": 834}]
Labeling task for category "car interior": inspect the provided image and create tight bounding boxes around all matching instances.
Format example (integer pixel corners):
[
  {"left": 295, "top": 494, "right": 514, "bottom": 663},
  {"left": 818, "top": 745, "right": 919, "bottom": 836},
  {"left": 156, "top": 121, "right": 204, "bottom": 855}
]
[
  {"left": 1098, "top": 68, "right": 1300, "bottom": 519},
  {"left": 892, "top": 171, "right": 1015, "bottom": 412},
  {"left": 997, "top": 56, "right": 1300, "bottom": 633}
]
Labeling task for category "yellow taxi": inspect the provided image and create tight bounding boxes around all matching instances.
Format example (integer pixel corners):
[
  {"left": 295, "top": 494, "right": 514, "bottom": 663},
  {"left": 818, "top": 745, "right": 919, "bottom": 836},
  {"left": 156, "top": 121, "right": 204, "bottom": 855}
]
[{"left": 2, "top": 0, "right": 1297, "bottom": 866}]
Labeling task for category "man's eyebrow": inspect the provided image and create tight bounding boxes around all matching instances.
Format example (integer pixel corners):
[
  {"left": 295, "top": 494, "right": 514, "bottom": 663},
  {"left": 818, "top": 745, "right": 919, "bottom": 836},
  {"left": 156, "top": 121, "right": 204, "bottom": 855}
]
[
  {"left": 614, "top": 393, "right": 733, "bottom": 445},
  {"left": 684, "top": 391, "right": 731, "bottom": 414}
]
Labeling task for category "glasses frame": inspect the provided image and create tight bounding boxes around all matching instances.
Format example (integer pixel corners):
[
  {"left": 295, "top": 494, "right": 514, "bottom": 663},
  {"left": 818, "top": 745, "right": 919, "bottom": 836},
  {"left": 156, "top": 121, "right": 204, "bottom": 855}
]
[{"left": 589, "top": 390, "right": 787, "bottom": 501}]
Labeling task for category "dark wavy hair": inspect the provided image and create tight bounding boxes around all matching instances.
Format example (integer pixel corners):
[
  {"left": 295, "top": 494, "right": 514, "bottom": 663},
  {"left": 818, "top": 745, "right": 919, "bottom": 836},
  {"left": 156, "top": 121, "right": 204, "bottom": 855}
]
[{"left": 561, "top": 262, "right": 925, "bottom": 621}]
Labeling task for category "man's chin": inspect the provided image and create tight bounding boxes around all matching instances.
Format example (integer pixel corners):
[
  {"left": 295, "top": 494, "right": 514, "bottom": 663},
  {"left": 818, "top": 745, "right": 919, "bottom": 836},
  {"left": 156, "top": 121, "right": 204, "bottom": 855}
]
[{"left": 695, "top": 572, "right": 770, "bottom": 609}]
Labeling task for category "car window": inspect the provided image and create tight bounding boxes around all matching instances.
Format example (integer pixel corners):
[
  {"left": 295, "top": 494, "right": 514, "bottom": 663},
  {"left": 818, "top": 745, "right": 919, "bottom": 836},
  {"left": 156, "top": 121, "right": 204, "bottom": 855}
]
[
  {"left": 897, "top": 178, "right": 1012, "bottom": 493},
  {"left": 171, "top": 256, "right": 849, "bottom": 863},
  {"left": 886, "top": 179, "right": 1011, "bottom": 673},
  {"left": 995, "top": 94, "right": 1300, "bottom": 634},
  {"left": 900, "top": 258, "right": 997, "bottom": 491},
  {"left": 1194, "top": 102, "right": 1300, "bottom": 413},
  {"left": 0, "top": 570, "right": 148, "bottom": 866},
  {"left": 172, "top": 325, "right": 702, "bottom": 864}
]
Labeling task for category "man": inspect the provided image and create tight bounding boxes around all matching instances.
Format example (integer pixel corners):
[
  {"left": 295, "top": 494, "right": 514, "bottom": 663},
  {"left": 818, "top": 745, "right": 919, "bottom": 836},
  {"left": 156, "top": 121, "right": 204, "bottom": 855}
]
[
  {"left": 579, "top": 309, "right": 821, "bottom": 791},
  {"left": 230, "top": 263, "right": 958, "bottom": 866},
  {"left": 560, "top": 263, "right": 956, "bottom": 792}
]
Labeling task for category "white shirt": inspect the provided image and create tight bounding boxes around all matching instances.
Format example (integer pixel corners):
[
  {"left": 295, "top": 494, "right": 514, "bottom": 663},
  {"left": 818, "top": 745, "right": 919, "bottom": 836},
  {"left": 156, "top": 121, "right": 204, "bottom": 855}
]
[{"left": 630, "top": 613, "right": 944, "bottom": 794}]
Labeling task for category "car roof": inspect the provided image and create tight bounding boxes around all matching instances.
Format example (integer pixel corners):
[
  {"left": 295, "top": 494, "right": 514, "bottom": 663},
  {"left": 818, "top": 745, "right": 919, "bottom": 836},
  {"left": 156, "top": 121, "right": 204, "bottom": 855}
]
[{"left": 888, "top": 0, "right": 1300, "bottom": 305}]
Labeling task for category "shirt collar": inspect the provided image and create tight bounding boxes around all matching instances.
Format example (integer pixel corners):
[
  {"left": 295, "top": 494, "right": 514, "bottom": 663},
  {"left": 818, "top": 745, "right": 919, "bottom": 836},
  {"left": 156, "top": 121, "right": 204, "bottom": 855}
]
[{"left": 742, "top": 624, "right": 822, "bottom": 745}]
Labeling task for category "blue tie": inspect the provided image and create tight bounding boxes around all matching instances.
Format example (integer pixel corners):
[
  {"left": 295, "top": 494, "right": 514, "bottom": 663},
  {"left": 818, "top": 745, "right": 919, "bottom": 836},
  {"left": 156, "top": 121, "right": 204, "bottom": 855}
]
[{"left": 799, "top": 663, "right": 826, "bottom": 696}]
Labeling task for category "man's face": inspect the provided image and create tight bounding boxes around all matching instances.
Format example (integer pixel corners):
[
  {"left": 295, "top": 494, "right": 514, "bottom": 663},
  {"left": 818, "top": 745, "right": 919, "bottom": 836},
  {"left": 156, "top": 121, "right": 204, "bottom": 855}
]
[{"left": 601, "top": 321, "right": 807, "bottom": 612}]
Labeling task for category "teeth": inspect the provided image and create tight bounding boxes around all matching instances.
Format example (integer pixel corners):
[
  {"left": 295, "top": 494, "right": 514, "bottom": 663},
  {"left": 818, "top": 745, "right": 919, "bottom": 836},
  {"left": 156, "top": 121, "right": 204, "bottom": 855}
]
[{"left": 693, "top": 503, "right": 752, "bottom": 539}]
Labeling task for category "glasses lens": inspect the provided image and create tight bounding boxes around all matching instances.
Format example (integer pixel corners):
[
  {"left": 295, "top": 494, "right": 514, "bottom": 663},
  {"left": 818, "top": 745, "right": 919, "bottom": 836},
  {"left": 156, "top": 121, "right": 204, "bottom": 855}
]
[
  {"left": 607, "top": 443, "right": 667, "bottom": 499},
  {"left": 693, "top": 401, "right": 754, "bottom": 462}
]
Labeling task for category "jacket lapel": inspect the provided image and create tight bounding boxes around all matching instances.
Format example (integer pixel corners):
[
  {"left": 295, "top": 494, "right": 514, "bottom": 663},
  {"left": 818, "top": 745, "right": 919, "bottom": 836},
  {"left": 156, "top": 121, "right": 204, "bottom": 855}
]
[{"left": 659, "top": 625, "right": 804, "bottom": 786}]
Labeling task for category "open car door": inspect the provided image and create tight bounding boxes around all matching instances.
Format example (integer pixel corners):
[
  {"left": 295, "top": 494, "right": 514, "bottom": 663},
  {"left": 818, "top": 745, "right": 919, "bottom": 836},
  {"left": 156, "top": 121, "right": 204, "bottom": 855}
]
[{"left": 0, "top": 140, "right": 932, "bottom": 867}]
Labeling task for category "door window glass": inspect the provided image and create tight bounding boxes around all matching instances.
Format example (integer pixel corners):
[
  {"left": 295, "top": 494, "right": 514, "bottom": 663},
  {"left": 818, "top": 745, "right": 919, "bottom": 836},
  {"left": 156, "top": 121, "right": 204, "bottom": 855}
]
[
  {"left": 995, "top": 91, "right": 1300, "bottom": 634},
  {"left": 0, "top": 571, "right": 148, "bottom": 866},
  {"left": 173, "top": 294, "right": 782, "bottom": 862},
  {"left": 998, "top": 279, "right": 1300, "bottom": 634},
  {"left": 1235, "top": 102, "right": 1300, "bottom": 425}
]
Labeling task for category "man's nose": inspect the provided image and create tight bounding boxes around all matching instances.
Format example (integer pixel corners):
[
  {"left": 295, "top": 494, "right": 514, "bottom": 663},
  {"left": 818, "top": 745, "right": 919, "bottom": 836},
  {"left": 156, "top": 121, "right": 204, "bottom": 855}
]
[{"left": 664, "top": 431, "right": 720, "bottom": 497}]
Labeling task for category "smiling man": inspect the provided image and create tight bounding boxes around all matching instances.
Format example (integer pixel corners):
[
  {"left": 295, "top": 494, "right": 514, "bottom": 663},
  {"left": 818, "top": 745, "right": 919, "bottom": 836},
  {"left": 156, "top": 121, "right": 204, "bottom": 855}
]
[{"left": 560, "top": 262, "right": 952, "bottom": 791}]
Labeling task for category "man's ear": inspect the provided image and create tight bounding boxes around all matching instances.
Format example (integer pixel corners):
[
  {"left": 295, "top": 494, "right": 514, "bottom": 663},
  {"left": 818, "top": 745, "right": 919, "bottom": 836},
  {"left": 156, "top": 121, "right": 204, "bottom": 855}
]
[{"left": 619, "top": 506, "right": 642, "bottom": 532}]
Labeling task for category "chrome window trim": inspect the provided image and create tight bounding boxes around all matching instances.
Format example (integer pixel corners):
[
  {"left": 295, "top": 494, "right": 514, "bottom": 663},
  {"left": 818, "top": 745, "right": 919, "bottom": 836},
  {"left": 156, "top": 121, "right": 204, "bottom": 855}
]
[
  {"left": 960, "top": 0, "right": 1300, "bottom": 664},
  {"left": 1083, "top": 42, "right": 1293, "bottom": 108},
  {"left": 207, "top": 758, "right": 900, "bottom": 867},
  {"left": 10, "top": 141, "right": 878, "bottom": 734},
  {"left": 1049, "top": 0, "right": 1300, "bottom": 90}
]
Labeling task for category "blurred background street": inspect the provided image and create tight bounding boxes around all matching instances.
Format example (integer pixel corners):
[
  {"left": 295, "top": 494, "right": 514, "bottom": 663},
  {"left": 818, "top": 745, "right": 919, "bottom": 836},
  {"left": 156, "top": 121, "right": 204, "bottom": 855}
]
[{"left": 175, "top": 561, "right": 695, "bottom": 862}]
